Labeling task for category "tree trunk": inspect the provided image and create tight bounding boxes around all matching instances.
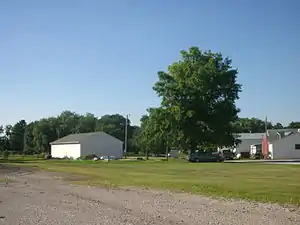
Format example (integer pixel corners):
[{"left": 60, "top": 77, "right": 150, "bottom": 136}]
[
  {"left": 190, "top": 141, "right": 197, "bottom": 154},
  {"left": 165, "top": 145, "right": 169, "bottom": 161},
  {"left": 146, "top": 148, "right": 149, "bottom": 160}
]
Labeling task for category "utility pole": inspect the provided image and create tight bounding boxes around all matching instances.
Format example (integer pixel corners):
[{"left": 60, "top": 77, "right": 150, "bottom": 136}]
[
  {"left": 124, "top": 114, "right": 130, "bottom": 159},
  {"left": 264, "top": 116, "right": 268, "bottom": 159},
  {"left": 265, "top": 116, "right": 268, "bottom": 134}
]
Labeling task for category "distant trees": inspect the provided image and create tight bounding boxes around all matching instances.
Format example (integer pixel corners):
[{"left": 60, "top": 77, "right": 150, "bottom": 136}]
[
  {"left": 287, "top": 121, "right": 300, "bottom": 129},
  {"left": 233, "top": 118, "right": 272, "bottom": 133},
  {"left": 10, "top": 120, "right": 27, "bottom": 154},
  {"left": 0, "top": 111, "right": 139, "bottom": 155},
  {"left": 0, "top": 126, "right": 6, "bottom": 152},
  {"left": 232, "top": 118, "right": 299, "bottom": 133}
]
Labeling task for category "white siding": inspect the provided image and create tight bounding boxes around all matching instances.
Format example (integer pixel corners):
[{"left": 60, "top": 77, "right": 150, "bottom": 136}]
[
  {"left": 268, "top": 143, "right": 274, "bottom": 159},
  {"left": 272, "top": 133, "right": 300, "bottom": 159},
  {"left": 80, "top": 134, "right": 123, "bottom": 158},
  {"left": 51, "top": 144, "right": 81, "bottom": 159},
  {"left": 236, "top": 139, "right": 262, "bottom": 153}
]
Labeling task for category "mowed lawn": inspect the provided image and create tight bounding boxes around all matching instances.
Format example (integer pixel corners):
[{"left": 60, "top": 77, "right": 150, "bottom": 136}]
[{"left": 2, "top": 158, "right": 300, "bottom": 206}]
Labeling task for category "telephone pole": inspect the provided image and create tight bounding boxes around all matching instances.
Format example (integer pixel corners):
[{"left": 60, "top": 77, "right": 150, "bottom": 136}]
[
  {"left": 264, "top": 116, "right": 268, "bottom": 159},
  {"left": 124, "top": 114, "right": 130, "bottom": 159}
]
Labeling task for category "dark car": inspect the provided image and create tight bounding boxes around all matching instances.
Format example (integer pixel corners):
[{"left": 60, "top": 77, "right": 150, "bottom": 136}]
[
  {"left": 188, "top": 150, "right": 224, "bottom": 162},
  {"left": 222, "top": 149, "right": 235, "bottom": 160}
]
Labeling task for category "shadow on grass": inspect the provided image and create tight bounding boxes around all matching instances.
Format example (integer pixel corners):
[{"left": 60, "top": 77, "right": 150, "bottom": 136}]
[
  {"left": 0, "top": 157, "right": 48, "bottom": 167},
  {"left": 0, "top": 159, "right": 33, "bottom": 164}
]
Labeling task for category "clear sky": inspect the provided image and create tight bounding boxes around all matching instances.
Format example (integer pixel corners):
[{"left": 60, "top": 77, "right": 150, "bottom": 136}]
[{"left": 1, "top": 0, "right": 299, "bottom": 126}]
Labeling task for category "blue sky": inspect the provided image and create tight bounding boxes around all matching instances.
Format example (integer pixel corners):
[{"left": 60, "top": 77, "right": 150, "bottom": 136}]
[{"left": 1, "top": 0, "right": 299, "bottom": 126}]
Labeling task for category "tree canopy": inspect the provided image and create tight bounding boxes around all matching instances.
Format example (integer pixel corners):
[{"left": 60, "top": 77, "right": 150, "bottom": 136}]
[{"left": 152, "top": 47, "right": 242, "bottom": 151}]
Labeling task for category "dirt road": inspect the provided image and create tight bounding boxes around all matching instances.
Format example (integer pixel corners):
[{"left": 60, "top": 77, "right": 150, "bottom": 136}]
[{"left": 0, "top": 166, "right": 299, "bottom": 225}]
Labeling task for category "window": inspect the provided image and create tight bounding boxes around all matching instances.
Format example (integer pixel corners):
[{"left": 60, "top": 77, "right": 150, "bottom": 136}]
[{"left": 295, "top": 144, "right": 300, "bottom": 150}]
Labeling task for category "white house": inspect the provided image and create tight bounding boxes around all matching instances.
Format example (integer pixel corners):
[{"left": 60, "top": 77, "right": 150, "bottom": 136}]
[
  {"left": 50, "top": 132, "right": 123, "bottom": 159},
  {"left": 268, "top": 131, "right": 300, "bottom": 160},
  {"left": 234, "top": 133, "right": 265, "bottom": 153}
]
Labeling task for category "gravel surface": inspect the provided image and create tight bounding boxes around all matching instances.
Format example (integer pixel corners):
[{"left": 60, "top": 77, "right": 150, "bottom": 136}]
[{"left": 0, "top": 167, "right": 299, "bottom": 225}]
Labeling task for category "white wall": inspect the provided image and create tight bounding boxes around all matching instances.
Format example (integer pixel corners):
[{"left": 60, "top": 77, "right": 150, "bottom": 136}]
[
  {"left": 80, "top": 134, "right": 123, "bottom": 158},
  {"left": 268, "top": 143, "right": 274, "bottom": 159},
  {"left": 51, "top": 143, "right": 81, "bottom": 159},
  {"left": 272, "top": 133, "right": 300, "bottom": 159},
  {"left": 236, "top": 139, "right": 262, "bottom": 153}
]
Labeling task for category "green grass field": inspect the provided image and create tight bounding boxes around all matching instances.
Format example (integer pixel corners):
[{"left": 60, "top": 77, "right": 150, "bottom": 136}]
[{"left": 1, "top": 157, "right": 300, "bottom": 206}]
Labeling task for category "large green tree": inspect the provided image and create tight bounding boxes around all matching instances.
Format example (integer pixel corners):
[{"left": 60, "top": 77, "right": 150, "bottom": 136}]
[
  {"left": 23, "top": 122, "right": 37, "bottom": 154},
  {"left": 135, "top": 108, "right": 172, "bottom": 158},
  {"left": 10, "top": 120, "right": 27, "bottom": 153},
  {"left": 0, "top": 125, "right": 5, "bottom": 152},
  {"left": 153, "top": 47, "right": 242, "bottom": 152},
  {"left": 96, "top": 114, "right": 127, "bottom": 141}
]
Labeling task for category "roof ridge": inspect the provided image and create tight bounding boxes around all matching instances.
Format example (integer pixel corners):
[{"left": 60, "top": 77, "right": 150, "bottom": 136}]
[{"left": 50, "top": 131, "right": 122, "bottom": 145}]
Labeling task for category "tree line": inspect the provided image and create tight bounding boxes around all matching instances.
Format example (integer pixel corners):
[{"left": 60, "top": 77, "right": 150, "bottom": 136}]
[
  {"left": 0, "top": 112, "right": 140, "bottom": 155},
  {"left": 233, "top": 118, "right": 300, "bottom": 133},
  {"left": 1, "top": 47, "right": 299, "bottom": 156},
  {"left": 0, "top": 113, "right": 298, "bottom": 156}
]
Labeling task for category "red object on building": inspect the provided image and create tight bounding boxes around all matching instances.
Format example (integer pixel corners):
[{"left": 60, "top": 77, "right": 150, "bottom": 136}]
[{"left": 262, "top": 135, "right": 269, "bottom": 159}]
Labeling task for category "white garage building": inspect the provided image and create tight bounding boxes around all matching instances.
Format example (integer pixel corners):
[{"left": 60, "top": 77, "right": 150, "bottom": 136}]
[
  {"left": 50, "top": 132, "right": 123, "bottom": 159},
  {"left": 267, "top": 130, "right": 300, "bottom": 160},
  {"left": 234, "top": 133, "right": 265, "bottom": 153}
]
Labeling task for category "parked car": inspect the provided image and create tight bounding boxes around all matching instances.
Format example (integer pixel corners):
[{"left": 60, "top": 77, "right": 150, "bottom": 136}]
[
  {"left": 221, "top": 149, "right": 235, "bottom": 160},
  {"left": 240, "top": 151, "right": 251, "bottom": 159},
  {"left": 188, "top": 150, "right": 224, "bottom": 162},
  {"left": 167, "top": 150, "right": 179, "bottom": 159},
  {"left": 99, "top": 156, "right": 118, "bottom": 160}
]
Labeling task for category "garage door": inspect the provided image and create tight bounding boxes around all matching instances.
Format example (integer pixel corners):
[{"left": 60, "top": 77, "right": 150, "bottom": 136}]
[{"left": 51, "top": 144, "right": 81, "bottom": 159}]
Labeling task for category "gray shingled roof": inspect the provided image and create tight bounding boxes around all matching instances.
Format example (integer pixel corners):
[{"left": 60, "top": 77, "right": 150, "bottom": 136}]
[
  {"left": 235, "top": 133, "right": 265, "bottom": 140},
  {"left": 267, "top": 129, "right": 300, "bottom": 142},
  {"left": 50, "top": 132, "right": 121, "bottom": 145},
  {"left": 267, "top": 128, "right": 299, "bottom": 133}
]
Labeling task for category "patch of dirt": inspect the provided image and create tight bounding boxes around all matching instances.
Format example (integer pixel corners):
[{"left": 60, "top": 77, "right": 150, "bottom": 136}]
[{"left": 0, "top": 164, "right": 36, "bottom": 175}]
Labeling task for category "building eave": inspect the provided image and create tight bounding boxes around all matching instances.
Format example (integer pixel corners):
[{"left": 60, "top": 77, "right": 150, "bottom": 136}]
[{"left": 50, "top": 141, "right": 80, "bottom": 145}]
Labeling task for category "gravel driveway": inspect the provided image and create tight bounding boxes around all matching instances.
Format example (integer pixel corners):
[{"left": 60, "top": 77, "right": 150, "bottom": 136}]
[{"left": 0, "top": 166, "right": 299, "bottom": 225}]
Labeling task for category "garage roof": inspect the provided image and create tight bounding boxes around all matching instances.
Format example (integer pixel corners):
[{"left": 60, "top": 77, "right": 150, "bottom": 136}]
[
  {"left": 50, "top": 132, "right": 122, "bottom": 145},
  {"left": 235, "top": 133, "right": 265, "bottom": 140}
]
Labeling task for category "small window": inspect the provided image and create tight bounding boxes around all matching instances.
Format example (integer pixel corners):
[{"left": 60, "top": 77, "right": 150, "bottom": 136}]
[{"left": 295, "top": 144, "right": 300, "bottom": 150}]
